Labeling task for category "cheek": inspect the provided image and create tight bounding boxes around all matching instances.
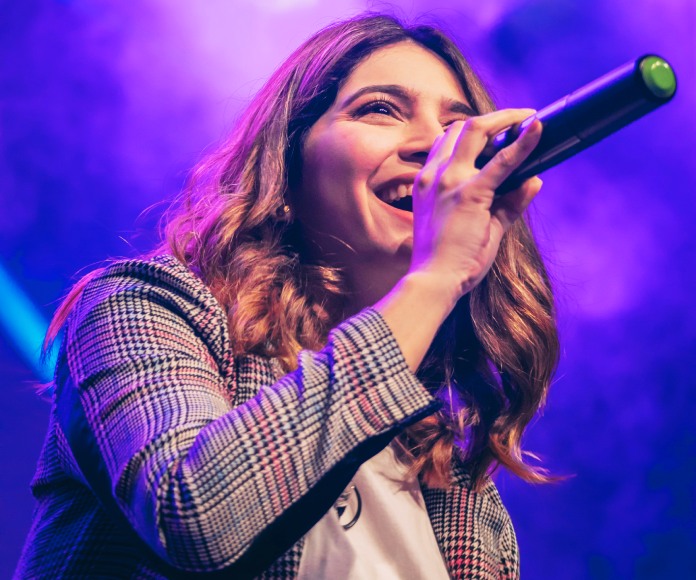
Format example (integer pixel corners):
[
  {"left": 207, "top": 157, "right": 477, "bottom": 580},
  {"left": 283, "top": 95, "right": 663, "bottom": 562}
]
[
  {"left": 295, "top": 122, "right": 399, "bottom": 247},
  {"left": 297, "top": 143, "right": 355, "bottom": 227},
  {"left": 305, "top": 124, "right": 393, "bottom": 194},
  {"left": 306, "top": 131, "right": 365, "bottom": 186},
  {"left": 293, "top": 132, "right": 352, "bottom": 233}
]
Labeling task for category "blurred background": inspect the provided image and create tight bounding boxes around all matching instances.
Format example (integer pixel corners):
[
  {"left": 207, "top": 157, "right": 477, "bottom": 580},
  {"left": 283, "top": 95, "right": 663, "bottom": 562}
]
[{"left": 2, "top": 0, "right": 694, "bottom": 577}]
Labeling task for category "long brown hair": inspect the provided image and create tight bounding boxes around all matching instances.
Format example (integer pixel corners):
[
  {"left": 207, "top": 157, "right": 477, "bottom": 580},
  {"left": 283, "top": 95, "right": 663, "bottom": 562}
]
[{"left": 48, "top": 13, "right": 559, "bottom": 490}]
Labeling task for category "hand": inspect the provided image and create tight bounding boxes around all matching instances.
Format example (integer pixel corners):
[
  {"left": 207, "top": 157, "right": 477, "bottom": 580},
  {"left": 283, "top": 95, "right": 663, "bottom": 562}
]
[
  {"left": 409, "top": 108, "right": 543, "bottom": 302},
  {"left": 375, "top": 109, "right": 542, "bottom": 372}
]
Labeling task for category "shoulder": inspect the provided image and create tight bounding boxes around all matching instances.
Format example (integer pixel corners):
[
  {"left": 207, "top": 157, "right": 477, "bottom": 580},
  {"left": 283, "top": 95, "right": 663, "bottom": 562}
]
[
  {"left": 66, "top": 254, "right": 231, "bottom": 371},
  {"left": 78, "top": 254, "right": 215, "bottom": 307},
  {"left": 75, "top": 254, "right": 222, "bottom": 319}
]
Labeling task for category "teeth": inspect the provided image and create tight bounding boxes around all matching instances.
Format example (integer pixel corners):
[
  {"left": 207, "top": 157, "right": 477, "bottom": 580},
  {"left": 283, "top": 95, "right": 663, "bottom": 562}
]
[{"left": 379, "top": 183, "right": 413, "bottom": 203}]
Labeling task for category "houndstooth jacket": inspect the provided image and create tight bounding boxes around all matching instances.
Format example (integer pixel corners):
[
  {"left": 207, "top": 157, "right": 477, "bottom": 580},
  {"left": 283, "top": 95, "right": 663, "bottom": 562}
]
[{"left": 16, "top": 255, "right": 520, "bottom": 579}]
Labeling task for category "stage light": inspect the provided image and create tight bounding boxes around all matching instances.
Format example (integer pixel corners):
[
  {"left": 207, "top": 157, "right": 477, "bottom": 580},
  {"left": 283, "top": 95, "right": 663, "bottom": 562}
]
[{"left": 0, "top": 264, "right": 58, "bottom": 382}]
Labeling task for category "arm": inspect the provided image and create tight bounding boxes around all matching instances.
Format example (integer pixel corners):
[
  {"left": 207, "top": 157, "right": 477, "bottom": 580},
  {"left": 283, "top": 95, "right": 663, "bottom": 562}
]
[{"left": 58, "top": 256, "right": 438, "bottom": 575}]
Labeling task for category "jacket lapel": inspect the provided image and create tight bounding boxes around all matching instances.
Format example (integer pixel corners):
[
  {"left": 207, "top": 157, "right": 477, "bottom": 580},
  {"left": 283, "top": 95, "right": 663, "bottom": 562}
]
[{"left": 422, "top": 462, "right": 519, "bottom": 579}]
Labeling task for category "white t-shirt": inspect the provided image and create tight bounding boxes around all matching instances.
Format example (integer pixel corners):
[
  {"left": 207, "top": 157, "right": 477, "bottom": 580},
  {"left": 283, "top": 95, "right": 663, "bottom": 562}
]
[{"left": 297, "top": 443, "right": 451, "bottom": 579}]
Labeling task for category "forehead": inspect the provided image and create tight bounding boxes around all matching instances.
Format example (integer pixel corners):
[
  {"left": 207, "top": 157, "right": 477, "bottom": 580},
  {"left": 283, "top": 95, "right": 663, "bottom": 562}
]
[{"left": 338, "top": 41, "right": 467, "bottom": 101}]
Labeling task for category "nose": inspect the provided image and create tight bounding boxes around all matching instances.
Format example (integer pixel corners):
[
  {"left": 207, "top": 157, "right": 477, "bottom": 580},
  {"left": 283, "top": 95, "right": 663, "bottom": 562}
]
[{"left": 398, "top": 118, "right": 445, "bottom": 164}]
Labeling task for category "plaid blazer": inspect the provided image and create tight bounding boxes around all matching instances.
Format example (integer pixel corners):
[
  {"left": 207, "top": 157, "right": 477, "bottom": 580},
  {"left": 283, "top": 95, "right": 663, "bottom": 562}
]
[{"left": 16, "top": 255, "right": 519, "bottom": 579}]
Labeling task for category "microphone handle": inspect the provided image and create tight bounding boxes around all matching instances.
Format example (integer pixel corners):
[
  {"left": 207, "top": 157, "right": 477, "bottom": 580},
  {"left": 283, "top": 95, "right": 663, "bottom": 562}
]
[{"left": 475, "top": 55, "right": 677, "bottom": 195}]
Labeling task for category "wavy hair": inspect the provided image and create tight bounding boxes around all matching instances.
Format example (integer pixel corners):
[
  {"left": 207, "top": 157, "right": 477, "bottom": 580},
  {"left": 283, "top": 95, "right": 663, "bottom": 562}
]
[{"left": 48, "top": 13, "right": 559, "bottom": 490}]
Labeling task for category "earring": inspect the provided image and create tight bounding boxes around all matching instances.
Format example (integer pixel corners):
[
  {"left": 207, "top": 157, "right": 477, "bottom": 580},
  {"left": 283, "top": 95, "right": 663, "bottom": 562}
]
[{"left": 277, "top": 203, "right": 292, "bottom": 221}]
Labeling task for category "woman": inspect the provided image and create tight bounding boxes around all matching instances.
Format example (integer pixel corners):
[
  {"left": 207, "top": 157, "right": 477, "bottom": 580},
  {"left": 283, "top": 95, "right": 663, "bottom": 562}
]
[{"left": 17, "top": 12, "right": 558, "bottom": 579}]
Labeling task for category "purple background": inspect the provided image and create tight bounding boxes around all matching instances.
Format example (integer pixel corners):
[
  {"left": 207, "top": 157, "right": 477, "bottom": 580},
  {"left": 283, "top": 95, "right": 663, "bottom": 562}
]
[{"left": 3, "top": 1, "right": 694, "bottom": 577}]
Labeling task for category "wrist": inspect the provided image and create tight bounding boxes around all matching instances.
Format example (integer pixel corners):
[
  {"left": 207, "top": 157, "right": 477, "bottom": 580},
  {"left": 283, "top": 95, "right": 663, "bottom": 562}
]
[
  {"left": 399, "top": 270, "right": 461, "bottom": 318},
  {"left": 400, "top": 270, "right": 466, "bottom": 318},
  {"left": 374, "top": 270, "right": 461, "bottom": 372}
]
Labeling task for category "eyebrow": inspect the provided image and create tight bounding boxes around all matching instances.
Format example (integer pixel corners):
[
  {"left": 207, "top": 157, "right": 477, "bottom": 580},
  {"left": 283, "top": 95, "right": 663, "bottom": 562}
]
[{"left": 340, "top": 84, "right": 478, "bottom": 117}]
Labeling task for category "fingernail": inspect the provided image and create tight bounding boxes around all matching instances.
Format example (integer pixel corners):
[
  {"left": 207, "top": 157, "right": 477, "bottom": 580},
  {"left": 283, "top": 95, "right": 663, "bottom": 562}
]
[{"left": 521, "top": 118, "right": 541, "bottom": 135}]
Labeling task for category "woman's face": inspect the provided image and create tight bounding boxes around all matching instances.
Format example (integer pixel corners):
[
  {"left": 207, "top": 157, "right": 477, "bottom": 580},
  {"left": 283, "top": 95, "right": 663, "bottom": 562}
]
[{"left": 294, "top": 40, "right": 475, "bottom": 304}]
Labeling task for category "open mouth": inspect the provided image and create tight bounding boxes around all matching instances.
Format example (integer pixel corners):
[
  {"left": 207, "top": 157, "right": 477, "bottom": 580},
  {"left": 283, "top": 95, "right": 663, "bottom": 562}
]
[
  {"left": 375, "top": 183, "right": 413, "bottom": 212},
  {"left": 387, "top": 195, "right": 413, "bottom": 212}
]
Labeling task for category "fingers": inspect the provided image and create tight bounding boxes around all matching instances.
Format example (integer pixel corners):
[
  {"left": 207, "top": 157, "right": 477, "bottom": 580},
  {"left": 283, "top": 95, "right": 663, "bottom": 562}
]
[
  {"left": 492, "top": 176, "right": 543, "bottom": 231},
  {"left": 476, "top": 118, "right": 542, "bottom": 188},
  {"left": 420, "top": 109, "right": 540, "bottom": 206},
  {"left": 416, "top": 107, "right": 543, "bottom": 233},
  {"left": 450, "top": 108, "right": 537, "bottom": 165},
  {"left": 426, "top": 108, "right": 535, "bottom": 169}
]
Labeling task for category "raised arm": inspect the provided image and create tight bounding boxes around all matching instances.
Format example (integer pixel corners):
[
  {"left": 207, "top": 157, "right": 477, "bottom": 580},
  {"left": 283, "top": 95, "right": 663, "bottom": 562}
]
[{"left": 57, "top": 256, "right": 438, "bottom": 576}]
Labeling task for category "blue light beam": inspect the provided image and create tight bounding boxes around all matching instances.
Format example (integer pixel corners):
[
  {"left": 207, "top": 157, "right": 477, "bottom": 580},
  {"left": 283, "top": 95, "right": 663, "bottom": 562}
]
[{"left": 0, "top": 263, "right": 58, "bottom": 382}]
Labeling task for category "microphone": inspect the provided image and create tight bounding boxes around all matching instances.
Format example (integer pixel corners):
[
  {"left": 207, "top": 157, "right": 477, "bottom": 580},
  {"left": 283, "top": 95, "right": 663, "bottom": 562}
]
[{"left": 475, "top": 55, "right": 677, "bottom": 195}]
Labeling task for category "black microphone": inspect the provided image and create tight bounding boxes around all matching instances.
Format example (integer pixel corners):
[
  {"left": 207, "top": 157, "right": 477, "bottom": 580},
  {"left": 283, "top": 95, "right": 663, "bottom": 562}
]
[{"left": 475, "top": 55, "right": 677, "bottom": 195}]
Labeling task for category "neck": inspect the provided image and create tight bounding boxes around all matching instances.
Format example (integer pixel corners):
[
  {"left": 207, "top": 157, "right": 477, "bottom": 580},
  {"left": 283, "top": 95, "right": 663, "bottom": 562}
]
[{"left": 340, "top": 254, "right": 410, "bottom": 319}]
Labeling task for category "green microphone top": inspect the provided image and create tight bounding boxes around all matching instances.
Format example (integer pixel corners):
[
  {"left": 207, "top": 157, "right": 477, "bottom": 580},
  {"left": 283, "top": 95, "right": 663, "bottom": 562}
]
[{"left": 640, "top": 56, "right": 676, "bottom": 99}]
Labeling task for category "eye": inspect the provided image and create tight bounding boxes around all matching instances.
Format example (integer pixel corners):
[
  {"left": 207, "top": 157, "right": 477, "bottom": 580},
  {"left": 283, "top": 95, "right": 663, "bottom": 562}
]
[
  {"left": 354, "top": 99, "right": 400, "bottom": 119},
  {"left": 442, "top": 116, "right": 470, "bottom": 129}
]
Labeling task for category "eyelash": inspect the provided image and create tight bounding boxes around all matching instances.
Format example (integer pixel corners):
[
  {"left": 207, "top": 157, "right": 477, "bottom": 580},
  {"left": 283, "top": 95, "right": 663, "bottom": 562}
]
[
  {"left": 354, "top": 97, "right": 469, "bottom": 127},
  {"left": 354, "top": 98, "right": 400, "bottom": 118}
]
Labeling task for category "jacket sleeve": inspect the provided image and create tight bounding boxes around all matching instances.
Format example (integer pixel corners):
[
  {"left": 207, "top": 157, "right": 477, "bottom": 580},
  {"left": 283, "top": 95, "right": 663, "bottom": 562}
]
[{"left": 57, "top": 256, "right": 439, "bottom": 575}]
